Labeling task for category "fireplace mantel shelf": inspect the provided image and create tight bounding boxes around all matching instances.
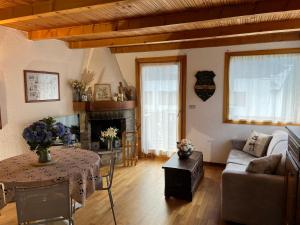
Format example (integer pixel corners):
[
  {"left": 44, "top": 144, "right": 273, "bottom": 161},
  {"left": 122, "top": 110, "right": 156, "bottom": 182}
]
[{"left": 73, "top": 101, "right": 136, "bottom": 112}]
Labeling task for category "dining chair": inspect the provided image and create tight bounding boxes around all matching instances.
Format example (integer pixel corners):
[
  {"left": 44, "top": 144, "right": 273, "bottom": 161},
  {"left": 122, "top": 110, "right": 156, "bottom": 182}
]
[
  {"left": 0, "top": 183, "right": 6, "bottom": 215},
  {"left": 15, "top": 180, "right": 74, "bottom": 225},
  {"left": 99, "top": 152, "right": 117, "bottom": 225}
]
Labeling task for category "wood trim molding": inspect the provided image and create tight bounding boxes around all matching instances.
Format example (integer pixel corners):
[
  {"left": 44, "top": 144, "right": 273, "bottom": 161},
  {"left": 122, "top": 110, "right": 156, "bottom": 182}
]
[
  {"left": 0, "top": 0, "right": 126, "bottom": 25},
  {"left": 110, "top": 31, "right": 300, "bottom": 53},
  {"left": 135, "top": 55, "right": 187, "bottom": 154},
  {"left": 28, "top": 0, "right": 300, "bottom": 40},
  {"left": 224, "top": 48, "right": 300, "bottom": 57},
  {"left": 223, "top": 52, "right": 230, "bottom": 124},
  {"left": 223, "top": 48, "right": 300, "bottom": 126}
]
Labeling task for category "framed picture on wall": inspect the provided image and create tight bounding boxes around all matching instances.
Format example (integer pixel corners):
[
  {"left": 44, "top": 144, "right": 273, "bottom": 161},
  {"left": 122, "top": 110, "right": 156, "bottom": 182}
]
[
  {"left": 24, "top": 70, "right": 60, "bottom": 103},
  {"left": 94, "top": 84, "right": 112, "bottom": 101}
]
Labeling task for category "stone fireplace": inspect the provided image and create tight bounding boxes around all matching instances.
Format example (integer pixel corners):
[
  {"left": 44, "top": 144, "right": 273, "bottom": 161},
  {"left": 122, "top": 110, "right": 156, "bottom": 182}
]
[{"left": 80, "top": 109, "right": 135, "bottom": 152}]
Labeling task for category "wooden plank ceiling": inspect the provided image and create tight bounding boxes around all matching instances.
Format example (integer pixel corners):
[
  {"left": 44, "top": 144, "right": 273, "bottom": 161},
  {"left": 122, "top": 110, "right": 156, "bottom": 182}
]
[{"left": 1, "top": 0, "right": 300, "bottom": 52}]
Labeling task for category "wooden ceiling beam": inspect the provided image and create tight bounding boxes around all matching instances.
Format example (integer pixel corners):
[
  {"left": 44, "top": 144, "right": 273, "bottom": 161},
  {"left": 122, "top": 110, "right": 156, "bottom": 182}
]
[
  {"left": 28, "top": 0, "right": 300, "bottom": 40},
  {"left": 0, "top": 0, "right": 127, "bottom": 25},
  {"left": 110, "top": 31, "right": 300, "bottom": 53},
  {"left": 68, "top": 19, "right": 300, "bottom": 48}
]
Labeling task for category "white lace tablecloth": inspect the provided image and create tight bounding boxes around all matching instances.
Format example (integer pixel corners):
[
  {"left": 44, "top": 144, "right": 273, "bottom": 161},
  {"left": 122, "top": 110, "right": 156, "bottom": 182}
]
[{"left": 0, "top": 149, "right": 101, "bottom": 208}]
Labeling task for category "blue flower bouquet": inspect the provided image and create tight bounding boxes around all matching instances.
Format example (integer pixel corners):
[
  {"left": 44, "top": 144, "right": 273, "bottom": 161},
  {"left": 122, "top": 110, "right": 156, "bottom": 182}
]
[{"left": 22, "top": 117, "right": 73, "bottom": 163}]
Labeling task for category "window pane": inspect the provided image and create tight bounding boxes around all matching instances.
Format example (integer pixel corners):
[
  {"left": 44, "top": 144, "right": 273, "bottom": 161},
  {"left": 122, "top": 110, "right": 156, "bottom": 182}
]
[
  {"left": 141, "top": 63, "right": 180, "bottom": 155},
  {"left": 228, "top": 53, "right": 300, "bottom": 123}
]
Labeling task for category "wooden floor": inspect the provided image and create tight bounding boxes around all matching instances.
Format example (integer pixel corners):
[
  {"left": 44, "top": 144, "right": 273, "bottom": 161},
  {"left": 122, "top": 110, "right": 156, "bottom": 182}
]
[{"left": 0, "top": 159, "right": 229, "bottom": 225}]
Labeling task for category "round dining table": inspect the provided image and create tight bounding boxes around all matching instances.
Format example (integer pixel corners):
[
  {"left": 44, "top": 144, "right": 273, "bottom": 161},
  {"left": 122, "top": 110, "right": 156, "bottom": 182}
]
[{"left": 0, "top": 148, "right": 101, "bottom": 208}]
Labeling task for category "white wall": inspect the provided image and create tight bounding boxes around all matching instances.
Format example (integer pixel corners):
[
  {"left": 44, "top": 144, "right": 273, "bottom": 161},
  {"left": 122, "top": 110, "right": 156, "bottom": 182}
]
[
  {"left": 0, "top": 26, "right": 85, "bottom": 160},
  {"left": 115, "top": 41, "right": 300, "bottom": 163}
]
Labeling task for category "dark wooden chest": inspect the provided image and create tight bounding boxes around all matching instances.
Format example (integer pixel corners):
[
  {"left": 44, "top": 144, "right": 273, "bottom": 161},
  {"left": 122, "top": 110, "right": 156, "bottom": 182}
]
[{"left": 162, "top": 151, "right": 204, "bottom": 201}]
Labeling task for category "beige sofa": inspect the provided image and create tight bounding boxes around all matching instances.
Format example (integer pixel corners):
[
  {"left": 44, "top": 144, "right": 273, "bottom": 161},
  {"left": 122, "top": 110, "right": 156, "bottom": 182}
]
[{"left": 221, "top": 130, "right": 288, "bottom": 225}]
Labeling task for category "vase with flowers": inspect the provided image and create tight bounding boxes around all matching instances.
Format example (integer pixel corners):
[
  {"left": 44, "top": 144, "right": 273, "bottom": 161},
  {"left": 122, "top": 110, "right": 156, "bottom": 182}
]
[
  {"left": 70, "top": 69, "right": 95, "bottom": 102},
  {"left": 70, "top": 80, "right": 86, "bottom": 101},
  {"left": 100, "top": 127, "right": 118, "bottom": 151},
  {"left": 22, "top": 117, "right": 73, "bottom": 163},
  {"left": 177, "top": 139, "right": 194, "bottom": 159}
]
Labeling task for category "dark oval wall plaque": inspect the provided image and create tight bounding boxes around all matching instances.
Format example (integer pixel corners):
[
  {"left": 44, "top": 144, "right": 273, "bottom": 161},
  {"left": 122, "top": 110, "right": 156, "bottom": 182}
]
[{"left": 194, "top": 71, "right": 216, "bottom": 101}]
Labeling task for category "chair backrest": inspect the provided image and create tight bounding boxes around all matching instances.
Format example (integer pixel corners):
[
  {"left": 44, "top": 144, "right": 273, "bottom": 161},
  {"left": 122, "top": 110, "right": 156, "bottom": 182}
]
[
  {"left": 107, "top": 153, "right": 116, "bottom": 189},
  {"left": 15, "top": 180, "right": 71, "bottom": 224}
]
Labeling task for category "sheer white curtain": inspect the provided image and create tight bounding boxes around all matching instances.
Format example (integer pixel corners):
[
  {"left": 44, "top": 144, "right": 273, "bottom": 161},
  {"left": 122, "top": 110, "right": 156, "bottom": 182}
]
[
  {"left": 229, "top": 54, "right": 300, "bottom": 123},
  {"left": 141, "top": 63, "right": 179, "bottom": 156}
]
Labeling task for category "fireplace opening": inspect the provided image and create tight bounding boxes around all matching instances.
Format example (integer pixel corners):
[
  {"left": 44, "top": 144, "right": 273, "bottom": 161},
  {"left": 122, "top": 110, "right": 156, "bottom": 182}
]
[{"left": 90, "top": 118, "right": 126, "bottom": 151}]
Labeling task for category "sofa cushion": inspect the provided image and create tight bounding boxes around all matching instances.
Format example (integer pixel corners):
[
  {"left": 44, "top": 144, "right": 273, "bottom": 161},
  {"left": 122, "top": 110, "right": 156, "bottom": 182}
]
[
  {"left": 246, "top": 154, "right": 282, "bottom": 174},
  {"left": 243, "top": 131, "right": 272, "bottom": 157},
  {"left": 231, "top": 139, "right": 247, "bottom": 151},
  {"left": 224, "top": 162, "right": 247, "bottom": 172},
  {"left": 265, "top": 130, "right": 288, "bottom": 175},
  {"left": 227, "top": 149, "right": 256, "bottom": 166},
  {"left": 267, "top": 130, "right": 288, "bottom": 156}
]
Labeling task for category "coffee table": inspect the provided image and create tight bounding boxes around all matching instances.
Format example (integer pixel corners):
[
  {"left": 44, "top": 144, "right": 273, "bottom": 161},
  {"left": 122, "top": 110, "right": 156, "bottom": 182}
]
[{"left": 162, "top": 151, "right": 204, "bottom": 201}]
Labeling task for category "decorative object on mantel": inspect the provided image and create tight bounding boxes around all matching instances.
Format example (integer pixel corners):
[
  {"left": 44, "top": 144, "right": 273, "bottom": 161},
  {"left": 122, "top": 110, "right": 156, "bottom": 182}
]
[
  {"left": 100, "top": 127, "right": 118, "bottom": 151},
  {"left": 128, "top": 86, "right": 136, "bottom": 100},
  {"left": 117, "top": 82, "right": 135, "bottom": 101},
  {"left": 112, "top": 94, "right": 118, "bottom": 102},
  {"left": 177, "top": 139, "right": 194, "bottom": 159},
  {"left": 70, "top": 80, "right": 84, "bottom": 101},
  {"left": 22, "top": 117, "right": 73, "bottom": 163},
  {"left": 70, "top": 69, "right": 95, "bottom": 102},
  {"left": 86, "top": 87, "right": 93, "bottom": 102},
  {"left": 118, "top": 82, "right": 125, "bottom": 101},
  {"left": 24, "top": 70, "right": 60, "bottom": 103},
  {"left": 94, "top": 84, "right": 112, "bottom": 101},
  {"left": 194, "top": 71, "right": 216, "bottom": 101}
]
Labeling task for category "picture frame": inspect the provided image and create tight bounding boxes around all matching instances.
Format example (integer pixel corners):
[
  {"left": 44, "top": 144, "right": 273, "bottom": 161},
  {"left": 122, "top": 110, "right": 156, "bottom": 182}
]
[
  {"left": 94, "top": 84, "right": 112, "bottom": 101},
  {"left": 24, "top": 70, "right": 60, "bottom": 103}
]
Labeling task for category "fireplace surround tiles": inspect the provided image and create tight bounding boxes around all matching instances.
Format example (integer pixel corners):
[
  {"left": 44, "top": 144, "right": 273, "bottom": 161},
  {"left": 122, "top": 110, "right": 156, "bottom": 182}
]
[{"left": 80, "top": 109, "right": 135, "bottom": 151}]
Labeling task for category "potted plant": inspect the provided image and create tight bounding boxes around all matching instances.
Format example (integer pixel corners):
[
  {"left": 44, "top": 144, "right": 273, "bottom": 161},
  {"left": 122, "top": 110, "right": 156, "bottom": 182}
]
[
  {"left": 22, "top": 117, "right": 72, "bottom": 163},
  {"left": 177, "top": 139, "right": 194, "bottom": 159}
]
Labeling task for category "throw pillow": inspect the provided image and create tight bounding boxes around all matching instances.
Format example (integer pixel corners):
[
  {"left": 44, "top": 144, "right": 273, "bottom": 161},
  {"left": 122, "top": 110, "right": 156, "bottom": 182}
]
[
  {"left": 243, "top": 131, "right": 272, "bottom": 157},
  {"left": 246, "top": 154, "right": 282, "bottom": 174}
]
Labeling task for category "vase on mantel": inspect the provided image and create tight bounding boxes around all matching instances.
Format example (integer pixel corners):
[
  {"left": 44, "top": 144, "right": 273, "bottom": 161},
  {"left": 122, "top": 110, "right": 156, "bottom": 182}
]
[
  {"left": 73, "top": 89, "right": 81, "bottom": 102},
  {"left": 37, "top": 148, "right": 52, "bottom": 163}
]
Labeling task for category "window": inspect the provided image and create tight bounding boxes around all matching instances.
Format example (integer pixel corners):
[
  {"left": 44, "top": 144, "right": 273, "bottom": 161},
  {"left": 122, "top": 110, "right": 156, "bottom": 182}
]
[
  {"left": 136, "top": 56, "right": 186, "bottom": 156},
  {"left": 224, "top": 49, "right": 300, "bottom": 125}
]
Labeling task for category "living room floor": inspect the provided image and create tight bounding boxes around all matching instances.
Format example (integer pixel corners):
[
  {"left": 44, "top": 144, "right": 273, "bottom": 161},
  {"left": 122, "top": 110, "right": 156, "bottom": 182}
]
[{"left": 0, "top": 160, "right": 233, "bottom": 225}]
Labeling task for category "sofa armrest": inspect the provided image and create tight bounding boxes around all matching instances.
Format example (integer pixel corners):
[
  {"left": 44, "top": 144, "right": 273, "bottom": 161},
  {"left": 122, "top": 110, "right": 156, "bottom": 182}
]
[
  {"left": 221, "top": 170, "right": 285, "bottom": 225},
  {"left": 231, "top": 139, "right": 246, "bottom": 150}
]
